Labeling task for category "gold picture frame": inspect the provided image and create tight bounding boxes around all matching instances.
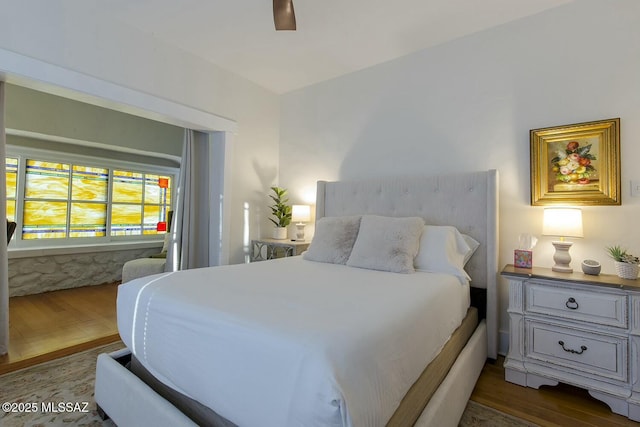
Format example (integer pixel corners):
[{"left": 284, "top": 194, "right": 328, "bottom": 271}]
[{"left": 530, "top": 118, "right": 620, "bottom": 206}]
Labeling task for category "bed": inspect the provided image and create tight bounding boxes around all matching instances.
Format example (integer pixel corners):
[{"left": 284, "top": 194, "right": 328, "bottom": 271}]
[{"left": 95, "top": 169, "right": 499, "bottom": 427}]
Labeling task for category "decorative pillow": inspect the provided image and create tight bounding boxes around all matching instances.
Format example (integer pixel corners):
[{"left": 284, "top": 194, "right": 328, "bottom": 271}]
[
  {"left": 347, "top": 215, "right": 425, "bottom": 274},
  {"left": 303, "top": 216, "right": 362, "bottom": 264},
  {"left": 414, "top": 225, "right": 473, "bottom": 280}
]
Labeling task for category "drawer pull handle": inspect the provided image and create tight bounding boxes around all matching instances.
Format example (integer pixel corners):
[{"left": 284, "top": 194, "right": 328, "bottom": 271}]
[
  {"left": 558, "top": 340, "right": 587, "bottom": 355},
  {"left": 565, "top": 297, "right": 579, "bottom": 310}
]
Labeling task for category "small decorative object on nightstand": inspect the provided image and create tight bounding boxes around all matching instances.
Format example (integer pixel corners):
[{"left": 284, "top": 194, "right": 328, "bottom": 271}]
[
  {"left": 250, "top": 238, "right": 310, "bottom": 262},
  {"left": 502, "top": 264, "right": 640, "bottom": 421},
  {"left": 514, "top": 233, "right": 537, "bottom": 268},
  {"left": 542, "top": 208, "right": 583, "bottom": 273},
  {"left": 607, "top": 245, "right": 640, "bottom": 280},
  {"left": 268, "top": 186, "right": 292, "bottom": 240},
  {"left": 581, "top": 259, "right": 601, "bottom": 275},
  {"left": 514, "top": 250, "right": 533, "bottom": 268}
]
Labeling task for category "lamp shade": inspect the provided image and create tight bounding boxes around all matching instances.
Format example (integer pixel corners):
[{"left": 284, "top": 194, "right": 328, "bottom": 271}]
[
  {"left": 292, "top": 205, "right": 311, "bottom": 223},
  {"left": 542, "top": 208, "right": 583, "bottom": 238}
]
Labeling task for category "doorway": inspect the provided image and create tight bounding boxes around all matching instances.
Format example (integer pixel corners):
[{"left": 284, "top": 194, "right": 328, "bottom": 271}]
[{"left": 0, "top": 50, "right": 235, "bottom": 362}]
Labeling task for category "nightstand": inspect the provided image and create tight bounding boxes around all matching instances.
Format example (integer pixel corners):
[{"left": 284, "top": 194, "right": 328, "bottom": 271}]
[
  {"left": 502, "top": 264, "right": 640, "bottom": 421},
  {"left": 250, "top": 238, "right": 310, "bottom": 262}
]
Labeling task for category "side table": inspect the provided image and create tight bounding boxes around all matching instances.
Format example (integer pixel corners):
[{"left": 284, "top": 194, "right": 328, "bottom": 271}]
[{"left": 250, "top": 238, "right": 310, "bottom": 262}]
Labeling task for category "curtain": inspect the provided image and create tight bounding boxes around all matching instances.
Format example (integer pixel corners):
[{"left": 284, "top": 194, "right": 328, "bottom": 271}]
[
  {"left": 0, "top": 82, "right": 8, "bottom": 355},
  {"left": 166, "top": 129, "right": 212, "bottom": 271}
]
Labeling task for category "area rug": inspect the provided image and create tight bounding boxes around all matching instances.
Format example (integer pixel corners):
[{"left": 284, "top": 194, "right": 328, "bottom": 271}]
[
  {"left": 0, "top": 343, "right": 535, "bottom": 426},
  {"left": 0, "top": 342, "right": 121, "bottom": 427}
]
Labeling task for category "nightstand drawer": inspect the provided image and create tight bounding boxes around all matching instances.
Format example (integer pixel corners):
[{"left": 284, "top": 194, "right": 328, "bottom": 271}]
[
  {"left": 526, "top": 320, "right": 628, "bottom": 383},
  {"left": 526, "top": 281, "right": 628, "bottom": 328}
]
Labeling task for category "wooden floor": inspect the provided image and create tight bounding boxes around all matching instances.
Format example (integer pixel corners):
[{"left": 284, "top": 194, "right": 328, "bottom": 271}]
[
  {"left": 0, "top": 282, "right": 120, "bottom": 374},
  {"left": 1, "top": 284, "right": 638, "bottom": 425},
  {"left": 470, "top": 357, "right": 639, "bottom": 426}
]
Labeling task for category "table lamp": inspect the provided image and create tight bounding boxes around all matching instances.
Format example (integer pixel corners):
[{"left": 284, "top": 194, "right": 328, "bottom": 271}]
[
  {"left": 542, "top": 207, "right": 583, "bottom": 273},
  {"left": 292, "top": 205, "right": 311, "bottom": 241}
]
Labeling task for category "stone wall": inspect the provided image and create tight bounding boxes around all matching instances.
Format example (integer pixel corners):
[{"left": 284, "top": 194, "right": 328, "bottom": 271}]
[{"left": 8, "top": 247, "right": 162, "bottom": 297}]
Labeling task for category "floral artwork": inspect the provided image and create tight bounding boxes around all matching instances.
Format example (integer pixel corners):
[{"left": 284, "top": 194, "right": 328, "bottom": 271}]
[
  {"left": 530, "top": 118, "right": 620, "bottom": 206},
  {"left": 550, "top": 140, "right": 597, "bottom": 186}
]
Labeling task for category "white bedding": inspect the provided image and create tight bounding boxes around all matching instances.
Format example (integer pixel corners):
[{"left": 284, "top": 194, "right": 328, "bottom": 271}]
[{"left": 118, "top": 256, "right": 469, "bottom": 427}]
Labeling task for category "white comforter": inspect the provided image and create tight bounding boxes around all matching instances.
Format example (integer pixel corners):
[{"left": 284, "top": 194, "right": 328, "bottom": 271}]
[{"left": 118, "top": 257, "right": 469, "bottom": 427}]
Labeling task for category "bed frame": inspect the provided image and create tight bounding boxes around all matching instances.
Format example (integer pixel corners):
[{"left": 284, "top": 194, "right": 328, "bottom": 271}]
[{"left": 95, "top": 169, "right": 499, "bottom": 427}]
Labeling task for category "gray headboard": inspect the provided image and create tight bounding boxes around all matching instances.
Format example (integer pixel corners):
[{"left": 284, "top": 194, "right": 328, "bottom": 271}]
[{"left": 315, "top": 170, "right": 499, "bottom": 358}]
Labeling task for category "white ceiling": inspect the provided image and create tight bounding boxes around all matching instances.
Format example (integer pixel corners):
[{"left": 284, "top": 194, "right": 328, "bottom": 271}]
[{"left": 90, "top": 0, "right": 572, "bottom": 94}]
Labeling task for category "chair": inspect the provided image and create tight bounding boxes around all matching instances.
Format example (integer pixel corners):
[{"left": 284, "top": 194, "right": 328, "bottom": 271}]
[
  {"left": 6, "top": 220, "right": 16, "bottom": 245},
  {"left": 121, "top": 257, "right": 166, "bottom": 283},
  {"left": 121, "top": 211, "right": 173, "bottom": 283}
]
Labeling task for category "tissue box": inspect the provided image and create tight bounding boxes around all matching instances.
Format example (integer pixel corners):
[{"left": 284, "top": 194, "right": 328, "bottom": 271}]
[{"left": 514, "top": 250, "right": 533, "bottom": 268}]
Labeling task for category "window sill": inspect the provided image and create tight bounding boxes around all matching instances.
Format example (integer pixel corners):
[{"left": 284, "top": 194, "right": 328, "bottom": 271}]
[{"left": 8, "top": 240, "right": 164, "bottom": 259}]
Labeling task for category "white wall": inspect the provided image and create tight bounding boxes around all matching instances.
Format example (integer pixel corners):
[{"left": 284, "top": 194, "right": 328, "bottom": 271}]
[
  {"left": 279, "top": 0, "right": 640, "bottom": 353},
  {"left": 0, "top": 3, "right": 280, "bottom": 264}
]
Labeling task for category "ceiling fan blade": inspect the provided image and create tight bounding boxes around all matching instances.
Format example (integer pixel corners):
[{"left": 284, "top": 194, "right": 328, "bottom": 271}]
[{"left": 273, "top": 0, "right": 296, "bottom": 31}]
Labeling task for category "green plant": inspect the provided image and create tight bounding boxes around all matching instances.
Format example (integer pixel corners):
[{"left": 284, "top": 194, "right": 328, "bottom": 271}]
[
  {"left": 606, "top": 245, "right": 640, "bottom": 265},
  {"left": 268, "top": 186, "right": 292, "bottom": 228}
]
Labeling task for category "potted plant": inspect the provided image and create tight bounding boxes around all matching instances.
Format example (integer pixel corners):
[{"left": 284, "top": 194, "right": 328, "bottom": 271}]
[
  {"left": 268, "top": 186, "right": 292, "bottom": 240},
  {"left": 606, "top": 245, "right": 640, "bottom": 279}
]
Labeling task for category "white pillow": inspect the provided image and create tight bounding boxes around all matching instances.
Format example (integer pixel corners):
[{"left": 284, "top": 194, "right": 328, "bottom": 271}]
[
  {"left": 347, "top": 215, "right": 425, "bottom": 274},
  {"left": 414, "top": 225, "right": 473, "bottom": 280},
  {"left": 303, "top": 216, "right": 362, "bottom": 264},
  {"left": 461, "top": 234, "right": 480, "bottom": 265}
]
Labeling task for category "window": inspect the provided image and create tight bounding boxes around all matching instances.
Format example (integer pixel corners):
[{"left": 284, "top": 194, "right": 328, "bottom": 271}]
[
  {"left": 5, "top": 149, "right": 175, "bottom": 246},
  {"left": 5, "top": 157, "right": 17, "bottom": 222},
  {"left": 111, "top": 170, "right": 172, "bottom": 236}
]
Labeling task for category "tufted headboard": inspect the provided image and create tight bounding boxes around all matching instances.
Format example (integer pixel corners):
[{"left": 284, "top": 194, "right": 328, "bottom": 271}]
[{"left": 315, "top": 170, "right": 499, "bottom": 358}]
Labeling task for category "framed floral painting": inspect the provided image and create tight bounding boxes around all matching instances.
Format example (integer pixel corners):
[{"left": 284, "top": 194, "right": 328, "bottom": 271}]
[{"left": 530, "top": 118, "right": 621, "bottom": 206}]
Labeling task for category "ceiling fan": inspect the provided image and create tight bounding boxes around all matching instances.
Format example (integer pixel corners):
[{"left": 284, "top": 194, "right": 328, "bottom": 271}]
[{"left": 273, "top": 0, "right": 296, "bottom": 31}]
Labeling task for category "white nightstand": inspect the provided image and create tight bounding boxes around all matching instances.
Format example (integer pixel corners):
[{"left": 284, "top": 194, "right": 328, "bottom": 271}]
[
  {"left": 250, "top": 238, "right": 310, "bottom": 262},
  {"left": 502, "top": 264, "right": 640, "bottom": 421}
]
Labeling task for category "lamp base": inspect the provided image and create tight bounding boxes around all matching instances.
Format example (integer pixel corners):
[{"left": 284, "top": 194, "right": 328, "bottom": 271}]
[
  {"left": 294, "top": 223, "right": 305, "bottom": 241},
  {"left": 551, "top": 240, "right": 574, "bottom": 273}
]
